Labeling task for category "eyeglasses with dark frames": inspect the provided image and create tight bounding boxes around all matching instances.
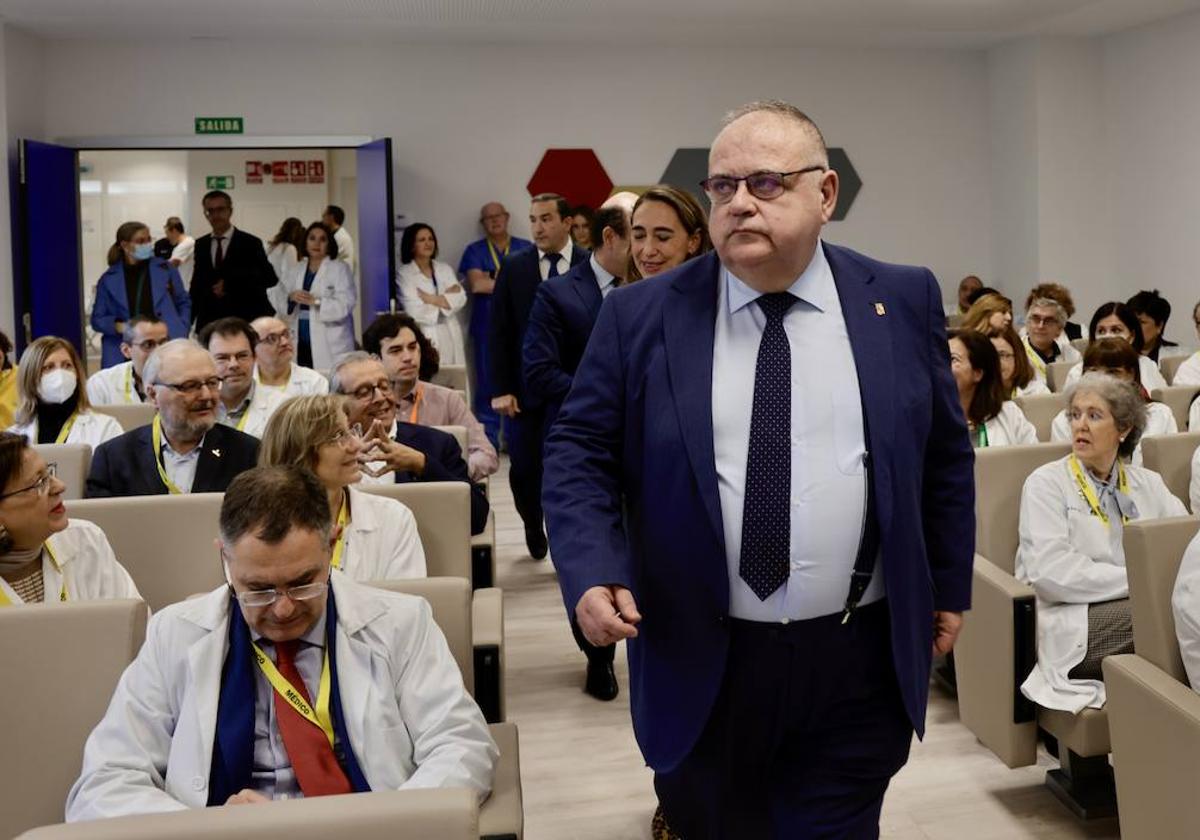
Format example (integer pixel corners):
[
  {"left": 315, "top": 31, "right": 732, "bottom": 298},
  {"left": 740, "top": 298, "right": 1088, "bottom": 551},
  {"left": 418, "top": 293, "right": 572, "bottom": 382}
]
[
  {"left": 156, "top": 377, "right": 223, "bottom": 396},
  {"left": 699, "top": 166, "right": 826, "bottom": 204}
]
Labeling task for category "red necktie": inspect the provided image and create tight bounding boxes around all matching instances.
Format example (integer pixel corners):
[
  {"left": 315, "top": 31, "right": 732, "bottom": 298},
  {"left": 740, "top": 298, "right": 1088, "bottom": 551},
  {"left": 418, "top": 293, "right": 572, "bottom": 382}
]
[
  {"left": 215, "top": 236, "right": 226, "bottom": 268},
  {"left": 272, "top": 639, "right": 353, "bottom": 797}
]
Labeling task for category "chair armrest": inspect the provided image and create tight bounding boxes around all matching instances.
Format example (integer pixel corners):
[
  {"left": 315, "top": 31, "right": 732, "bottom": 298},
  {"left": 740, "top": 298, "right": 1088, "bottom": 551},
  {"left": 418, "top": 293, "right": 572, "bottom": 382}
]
[
  {"left": 472, "top": 588, "right": 505, "bottom": 723},
  {"left": 479, "top": 722, "right": 523, "bottom": 840},
  {"left": 955, "top": 554, "right": 1039, "bottom": 768},
  {"left": 471, "top": 511, "right": 496, "bottom": 590}
]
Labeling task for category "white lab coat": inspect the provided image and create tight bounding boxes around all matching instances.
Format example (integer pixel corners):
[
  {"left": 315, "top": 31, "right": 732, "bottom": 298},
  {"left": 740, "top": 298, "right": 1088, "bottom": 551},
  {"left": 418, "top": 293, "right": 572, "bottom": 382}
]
[
  {"left": 8, "top": 411, "right": 123, "bottom": 448},
  {"left": 253, "top": 363, "right": 330, "bottom": 398},
  {"left": 981, "top": 401, "right": 1039, "bottom": 447},
  {"left": 279, "top": 258, "right": 357, "bottom": 371},
  {"left": 1016, "top": 456, "right": 1188, "bottom": 712},
  {"left": 0, "top": 519, "right": 141, "bottom": 604},
  {"left": 1191, "top": 444, "right": 1200, "bottom": 514},
  {"left": 1019, "top": 329, "right": 1081, "bottom": 386},
  {"left": 169, "top": 235, "right": 195, "bottom": 291},
  {"left": 66, "top": 571, "right": 497, "bottom": 821},
  {"left": 86, "top": 361, "right": 147, "bottom": 406},
  {"left": 396, "top": 261, "right": 467, "bottom": 366},
  {"left": 1049, "top": 401, "right": 1178, "bottom": 466},
  {"left": 340, "top": 486, "right": 427, "bottom": 581},
  {"left": 1174, "top": 352, "right": 1200, "bottom": 386},
  {"left": 265, "top": 242, "right": 301, "bottom": 316},
  {"left": 1016, "top": 378, "right": 1050, "bottom": 397},
  {"left": 1173, "top": 529, "right": 1200, "bottom": 691},
  {"left": 334, "top": 227, "right": 355, "bottom": 275},
  {"left": 1191, "top": 397, "right": 1200, "bottom": 433},
  {"left": 217, "top": 384, "right": 287, "bottom": 440},
  {"left": 1063, "top": 355, "right": 1169, "bottom": 392}
]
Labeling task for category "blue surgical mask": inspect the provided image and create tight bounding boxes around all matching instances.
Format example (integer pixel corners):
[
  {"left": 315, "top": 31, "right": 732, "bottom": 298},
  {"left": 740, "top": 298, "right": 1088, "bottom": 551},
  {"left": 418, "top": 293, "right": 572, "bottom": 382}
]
[{"left": 132, "top": 243, "right": 154, "bottom": 261}]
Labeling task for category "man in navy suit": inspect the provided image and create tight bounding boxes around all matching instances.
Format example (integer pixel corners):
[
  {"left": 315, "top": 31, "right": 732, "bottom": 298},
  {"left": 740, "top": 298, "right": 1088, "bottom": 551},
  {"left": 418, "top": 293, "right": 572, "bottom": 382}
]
[
  {"left": 488, "top": 193, "right": 587, "bottom": 559},
  {"left": 86, "top": 340, "right": 259, "bottom": 497},
  {"left": 543, "top": 101, "right": 975, "bottom": 838},
  {"left": 523, "top": 193, "right": 636, "bottom": 701},
  {"left": 190, "top": 190, "right": 278, "bottom": 330}
]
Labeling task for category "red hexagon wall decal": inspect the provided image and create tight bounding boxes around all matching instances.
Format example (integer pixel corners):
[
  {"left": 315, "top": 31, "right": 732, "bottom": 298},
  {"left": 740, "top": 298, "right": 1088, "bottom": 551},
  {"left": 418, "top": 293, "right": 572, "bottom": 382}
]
[{"left": 526, "top": 149, "right": 613, "bottom": 211}]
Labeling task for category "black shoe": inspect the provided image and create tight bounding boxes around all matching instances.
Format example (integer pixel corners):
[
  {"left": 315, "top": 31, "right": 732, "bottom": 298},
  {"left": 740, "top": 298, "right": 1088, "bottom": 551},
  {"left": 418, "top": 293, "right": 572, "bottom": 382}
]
[
  {"left": 525, "top": 527, "right": 548, "bottom": 560},
  {"left": 584, "top": 659, "right": 619, "bottom": 701}
]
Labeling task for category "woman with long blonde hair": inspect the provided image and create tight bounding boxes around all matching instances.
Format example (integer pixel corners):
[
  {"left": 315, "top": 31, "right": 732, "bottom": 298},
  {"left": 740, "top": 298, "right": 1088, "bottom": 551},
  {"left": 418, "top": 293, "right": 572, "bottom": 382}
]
[{"left": 7, "top": 337, "right": 122, "bottom": 447}]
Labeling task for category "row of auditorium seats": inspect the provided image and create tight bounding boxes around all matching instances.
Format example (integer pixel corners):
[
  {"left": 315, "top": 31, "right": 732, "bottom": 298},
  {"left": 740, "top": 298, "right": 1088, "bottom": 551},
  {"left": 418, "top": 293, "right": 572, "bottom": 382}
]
[
  {"left": 0, "top": 586, "right": 523, "bottom": 840},
  {"left": 955, "top": 441, "right": 1200, "bottom": 836},
  {"left": 1040, "top": 356, "right": 1194, "bottom": 392},
  {"left": 1014, "top": 386, "right": 1200, "bottom": 441}
]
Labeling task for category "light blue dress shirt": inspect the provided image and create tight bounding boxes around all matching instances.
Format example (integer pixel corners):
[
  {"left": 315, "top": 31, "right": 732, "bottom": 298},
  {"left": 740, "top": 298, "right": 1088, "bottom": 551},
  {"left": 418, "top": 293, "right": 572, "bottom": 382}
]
[
  {"left": 590, "top": 255, "right": 617, "bottom": 299},
  {"left": 250, "top": 612, "right": 327, "bottom": 799},
  {"left": 159, "top": 434, "right": 204, "bottom": 494},
  {"left": 711, "top": 241, "right": 885, "bottom": 622}
]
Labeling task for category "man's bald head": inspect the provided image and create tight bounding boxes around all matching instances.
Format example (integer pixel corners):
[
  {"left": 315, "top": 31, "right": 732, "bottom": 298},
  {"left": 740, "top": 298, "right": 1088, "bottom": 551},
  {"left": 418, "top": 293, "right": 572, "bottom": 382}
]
[
  {"left": 717, "top": 100, "right": 829, "bottom": 167},
  {"left": 601, "top": 191, "right": 639, "bottom": 217},
  {"left": 480, "top": 201, "right": 511, "bottom": 238}
]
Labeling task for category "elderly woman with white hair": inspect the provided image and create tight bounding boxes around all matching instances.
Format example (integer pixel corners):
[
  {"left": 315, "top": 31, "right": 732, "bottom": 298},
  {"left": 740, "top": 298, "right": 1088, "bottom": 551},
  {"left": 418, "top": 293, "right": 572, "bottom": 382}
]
[{"left": 1017, "top": 372, "right": 1188, "bottom": 713}]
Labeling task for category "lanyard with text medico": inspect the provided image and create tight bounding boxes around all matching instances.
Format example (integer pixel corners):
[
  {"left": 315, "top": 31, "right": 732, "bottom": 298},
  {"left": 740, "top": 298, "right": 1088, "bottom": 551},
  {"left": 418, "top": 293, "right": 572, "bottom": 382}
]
[
  {"left": 151, "top": 414, "right": 185, "bottom": 494},
  {"left": 1068, "top": 453, "right": 1130, "bottom": 528},
  {"left": 54, "top": 413, "right": 79, "bottom": 445},
  {"left": 329, "top": 494, "right": 351, "bottom": 570},
  {"left": 0, "top": 542, "right": 68, "bottom": 606},
  {"left": 252, "top": 641, "right": 336, "bottom": 748}
]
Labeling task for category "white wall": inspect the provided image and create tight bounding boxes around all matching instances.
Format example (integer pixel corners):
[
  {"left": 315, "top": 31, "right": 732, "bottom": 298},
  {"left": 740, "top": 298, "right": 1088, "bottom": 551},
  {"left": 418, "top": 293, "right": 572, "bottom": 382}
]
[
  {"left": 1103, "top": 9, "right": 1200, "bottom": 343},
  {"left": 33, "top": 38, "right": 995, "bottom": 302}
]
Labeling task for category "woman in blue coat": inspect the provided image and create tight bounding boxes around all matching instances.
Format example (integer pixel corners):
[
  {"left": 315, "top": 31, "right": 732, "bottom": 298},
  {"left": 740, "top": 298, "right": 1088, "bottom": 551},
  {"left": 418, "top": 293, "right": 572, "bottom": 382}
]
[{"left": 91, "top": 221, "right": 191, "bottom": 368}]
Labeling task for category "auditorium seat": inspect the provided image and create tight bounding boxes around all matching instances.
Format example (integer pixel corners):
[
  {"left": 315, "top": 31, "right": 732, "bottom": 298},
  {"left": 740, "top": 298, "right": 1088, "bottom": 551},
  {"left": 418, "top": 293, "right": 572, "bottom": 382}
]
[
  {"left": 1046, "top": 360, "right": 1075, "bottom": 392},
  {"left": 434, "top": 424, "right": 496, "bottom": 589},
  {"left": 15, "top": 788, "right": 480, "bottom": 840},
  {"left": 0, "top": 599, "right": 147, "bottom": 839},
  {"left": 1141, "top": 432, "right": 1200, "bottom": 513},
  {"left": 1014, "top": 393, "right": 1066, "bottom": 442},
  {"left": 431, "top": 364, "right": 469, "bottom": 400},
  {"left": 32, "top": 443, "right": 90, "bottom": 500},
  {"left": 1102, "top": 516, "right": 1200, "bottom": 840},
  {"left": 1070, "top": 338, "right": 1090, "bottom": 354},
  {"left": 955, "top": 442, "right": 1121, "bottom": 818},
  {"left": 372, "top": 577, "right": 522, "bottom": 840},
  {"left": 1160, "top": 352, "right": 1191, "bottom": 385},
  {"left": 1150, "top": 385, "right": 1200, "bottom": 430},
  {"left": 66, "top": 494, "right": 226, "bottom": 611},
  {"left": 90, "top": 403, "right": 155, "bottom": 432}
]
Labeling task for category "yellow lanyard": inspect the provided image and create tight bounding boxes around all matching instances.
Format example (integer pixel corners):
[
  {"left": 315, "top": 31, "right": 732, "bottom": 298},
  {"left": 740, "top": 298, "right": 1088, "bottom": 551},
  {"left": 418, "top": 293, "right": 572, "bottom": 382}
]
[
  {"left": 234, "top": 406, "right": 251, "bottom": 432},
  {"left": 54, "top": 412, "right": 79, "bottom": 445},
  {"left": 486, "top": 238, "right": 510, "bottom": 273},
  {"left": 0, "top": 543, "right": 68, "bottom": 606},
  {"left": 251, "top": 641, "right": 336, "bottom": 748},
  {"left": 151, "top": 414, "right": 185, "bottom": 495},
  {"left": 1022, "top": 336, "right": 1048, "bottom": 377},
  {"left": 329, "top": 495, "right": 350, "bottom": 570},
  {"left": 1068, "top": 454, "right": 1130, "bottom": 528}
]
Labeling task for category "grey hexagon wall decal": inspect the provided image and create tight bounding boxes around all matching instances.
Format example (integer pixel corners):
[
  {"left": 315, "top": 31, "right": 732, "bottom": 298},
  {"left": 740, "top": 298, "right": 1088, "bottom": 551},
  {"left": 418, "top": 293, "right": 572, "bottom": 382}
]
[{"left": 828, "top": 147, "right": 861, "bottom": 222}]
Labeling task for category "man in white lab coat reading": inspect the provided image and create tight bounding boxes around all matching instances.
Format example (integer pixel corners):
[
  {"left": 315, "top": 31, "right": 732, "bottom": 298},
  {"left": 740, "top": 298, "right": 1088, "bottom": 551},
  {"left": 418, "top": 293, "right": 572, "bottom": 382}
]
[{"left": 66, "top": 464, "right": 496, "bottom": 820}]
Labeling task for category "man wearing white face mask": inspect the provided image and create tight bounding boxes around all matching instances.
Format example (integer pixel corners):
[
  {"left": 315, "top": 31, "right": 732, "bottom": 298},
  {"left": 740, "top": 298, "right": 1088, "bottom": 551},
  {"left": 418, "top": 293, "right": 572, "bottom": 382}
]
[{"left": 7, "top": 337, "right": 122, "bottom": 448}]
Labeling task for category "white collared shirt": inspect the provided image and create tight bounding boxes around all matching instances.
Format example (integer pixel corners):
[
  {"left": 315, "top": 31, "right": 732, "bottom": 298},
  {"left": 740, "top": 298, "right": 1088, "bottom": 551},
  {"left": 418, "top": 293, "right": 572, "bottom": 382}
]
[
  {"left": 537, "top": 240, "right": 574, "bottom": 281},
  {"left": 160, "top": 434, "right": 203, "bottom": 494},
  {"left": 210, "top": 226, "right": 237, "bottom": 265},
  {"left": 711, "top": 242, "right": 884, "bottom": 622},
  {"left": 590, "top": 255, "right": 616, "bottom": 298}
]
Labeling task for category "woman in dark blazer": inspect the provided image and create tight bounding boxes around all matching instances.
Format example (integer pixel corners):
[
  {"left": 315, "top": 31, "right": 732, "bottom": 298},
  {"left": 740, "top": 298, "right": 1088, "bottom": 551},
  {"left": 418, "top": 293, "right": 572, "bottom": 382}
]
[{"left": 91, "top": 221, "right": 191, "bottom": 368}]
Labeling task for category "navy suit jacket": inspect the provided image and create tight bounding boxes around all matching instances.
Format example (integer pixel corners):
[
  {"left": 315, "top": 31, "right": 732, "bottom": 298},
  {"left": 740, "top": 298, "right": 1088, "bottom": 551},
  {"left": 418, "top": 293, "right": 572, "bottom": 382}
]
[
  {"left": 190, "top": 228, "right": 279, "bottom": 330},
  {"left": 488, "top": 244, "right": 588, "bottom": 405},
  {"left": 522, "top": 258, "right": 605, "bottom": 433},
  {"left": 392, "top": 421, "right": 490, "bottom": 536},
  {"left": 86, "top": 423, "right": 260, "bottom": 497},
  {"left": 543, "top": 245, "right": 975, "bottom": 773}
]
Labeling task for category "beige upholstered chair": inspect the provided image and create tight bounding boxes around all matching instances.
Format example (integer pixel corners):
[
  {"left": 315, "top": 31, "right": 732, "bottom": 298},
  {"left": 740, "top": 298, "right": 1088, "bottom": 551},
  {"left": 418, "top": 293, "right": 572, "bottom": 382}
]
[
  {"left": 0, "top": 599, "right": 147, "bottom": 839},
  {"left": 1141, "top": 433, "right": 1200, "bottom": 514},
  {"left": 32, "top": 443, "right": 91, "bottom": 500},
  {"left": 431, "top": 364, "right": 469, "bottom": 397},
  {"left": 956, "top": 442, "right": 1120, "bottom": 817},
  {"left": 1014, "top": 393, "right": 1066, "bottom": 442},
  {"left": 1150, "top": 385, "right": 1200, "bottom": 431},
  {"left": 431, "top": 424, "right": 496, "bottom": 588},
  {"left": 16, "top": 789, "right": 479, "bottom": 840},
  {"left": 1047, "top": 360, "right": 1075, "bottom": 393},
  {"left": 372, "top": 577, "right": 522, "bottom": 840},
  {"left": 1160, "top": 352, "right": 1191, "bottom": 386},
  {"left": 1102, "top": 516, "right": 1200, "bottom": 840},
  {"left": 1070, "top": 338, "right": 1090, "bottom": 355},
  {"left": 90, "top": 403, "right": 156, "bottom": 432},
  {"left": 945, "top": 313, "right": 964, "bottom": 329},
  {"left": 66, "top": 494, "right": 226, "bottom": 611}
]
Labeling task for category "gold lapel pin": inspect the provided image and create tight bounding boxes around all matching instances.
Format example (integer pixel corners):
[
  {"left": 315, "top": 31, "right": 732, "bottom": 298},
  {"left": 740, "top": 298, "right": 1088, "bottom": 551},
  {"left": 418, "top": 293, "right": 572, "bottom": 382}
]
[{"left": 874, "top": 302, "right": 886, "bottom": 316}]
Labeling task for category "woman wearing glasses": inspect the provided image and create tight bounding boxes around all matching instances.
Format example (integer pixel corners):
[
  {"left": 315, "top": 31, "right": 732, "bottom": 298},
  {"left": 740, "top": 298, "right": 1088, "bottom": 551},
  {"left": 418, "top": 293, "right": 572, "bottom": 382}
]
[
  {"left": 992, "top": 323, "right": 1049, "bottom": 398},
  {"left": 258, "top": 395, "right": 426, "bottom": 581},
  {"left": 91, "top": 220, "right": 191, "bottom": 369},
  {"left": 0, "top": 432, "right": 139, "bottom": 605},
  {"left": 279, "top": 222, "right": 357, "bottom": 371},
  {"left": 8, "top": 337, "right": 122, "bottom": 448},
  {"left": 948, "top": 329, "right": 1038, "bottom": 447},
  {"left": 627, "top": 186, "right": 712, "bottom": 283}
]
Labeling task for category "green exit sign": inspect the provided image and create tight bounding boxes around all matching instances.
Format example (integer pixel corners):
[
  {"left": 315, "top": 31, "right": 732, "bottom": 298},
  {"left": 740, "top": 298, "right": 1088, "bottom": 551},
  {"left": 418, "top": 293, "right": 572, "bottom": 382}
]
[
  {"left": 195, "top": 117, "right": 243, "bottom": 134},
  {"left": 206, "top": 175, "right": 235, "bottom": 190}
]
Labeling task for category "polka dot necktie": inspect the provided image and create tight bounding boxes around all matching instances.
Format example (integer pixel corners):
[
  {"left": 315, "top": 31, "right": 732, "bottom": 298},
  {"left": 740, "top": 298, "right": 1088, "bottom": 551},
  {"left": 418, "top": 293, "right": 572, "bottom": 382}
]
[
  {"left": 546, "top": 252, "right": 562, "bottom": 278},
  {"left": 740, "top": 292, "right": 798, "bottom": 600}
]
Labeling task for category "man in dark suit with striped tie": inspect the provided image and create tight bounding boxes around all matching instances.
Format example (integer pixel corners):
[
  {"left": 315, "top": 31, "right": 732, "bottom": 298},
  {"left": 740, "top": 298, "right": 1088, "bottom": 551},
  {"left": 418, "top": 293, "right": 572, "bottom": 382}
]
[{"left": 488, "top": 193, "right": 587, "bottom": 560}]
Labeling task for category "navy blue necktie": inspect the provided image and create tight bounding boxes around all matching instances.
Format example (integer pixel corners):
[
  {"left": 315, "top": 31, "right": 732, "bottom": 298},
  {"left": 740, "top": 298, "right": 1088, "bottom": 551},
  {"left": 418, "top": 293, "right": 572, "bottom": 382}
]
[
  {"left": 740, "top": 292, "right": 798, "bottom": 600},
  {"left": 546, "top": 252, "right": 562, "bottom": 278}
]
